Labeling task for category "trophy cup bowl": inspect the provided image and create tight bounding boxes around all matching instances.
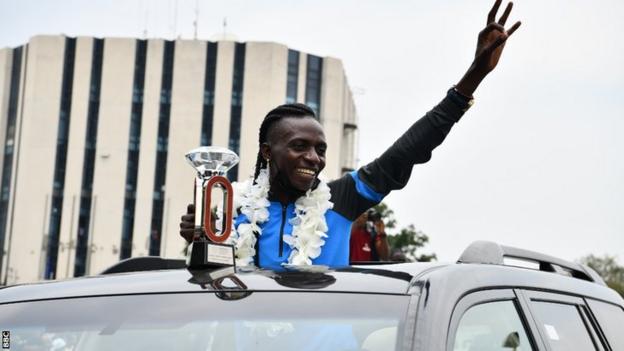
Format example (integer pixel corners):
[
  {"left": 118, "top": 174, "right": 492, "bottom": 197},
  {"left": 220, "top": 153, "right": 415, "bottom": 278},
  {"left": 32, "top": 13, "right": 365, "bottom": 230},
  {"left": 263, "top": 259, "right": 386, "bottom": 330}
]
[
  {"left": 185, "top": 146, "right": 240, "bottom": 270},
  {"left": 185, "top": 146, "right": 240, "bottom": 177}
]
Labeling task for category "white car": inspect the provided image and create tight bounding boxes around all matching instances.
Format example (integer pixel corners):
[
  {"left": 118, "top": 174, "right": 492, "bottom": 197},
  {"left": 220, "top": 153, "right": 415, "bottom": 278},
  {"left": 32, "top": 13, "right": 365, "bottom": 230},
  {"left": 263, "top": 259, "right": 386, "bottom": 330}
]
[{"left": 1, "top": 241, "right": 623, "bottom": 350}]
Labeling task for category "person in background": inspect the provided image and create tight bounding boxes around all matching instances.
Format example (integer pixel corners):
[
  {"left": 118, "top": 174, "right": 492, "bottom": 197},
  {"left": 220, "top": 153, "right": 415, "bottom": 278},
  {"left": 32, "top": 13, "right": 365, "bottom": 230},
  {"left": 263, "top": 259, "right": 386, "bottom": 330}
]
[
  {"left": 349, "top": 213, "right": 373, "bottom": 262},
  {"left": 367, "top": 210, "right": 390, "bottom": 261},
  {"left": 349, "top": 210, "right": 390, "bottom": 263}
]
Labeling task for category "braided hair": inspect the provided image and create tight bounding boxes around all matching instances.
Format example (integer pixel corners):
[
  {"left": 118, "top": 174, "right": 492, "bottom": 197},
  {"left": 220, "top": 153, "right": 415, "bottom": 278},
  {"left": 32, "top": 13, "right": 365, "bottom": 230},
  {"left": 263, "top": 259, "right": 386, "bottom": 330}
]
[{"left": 253, "top": 103, "right": 316, "bottom": 183}]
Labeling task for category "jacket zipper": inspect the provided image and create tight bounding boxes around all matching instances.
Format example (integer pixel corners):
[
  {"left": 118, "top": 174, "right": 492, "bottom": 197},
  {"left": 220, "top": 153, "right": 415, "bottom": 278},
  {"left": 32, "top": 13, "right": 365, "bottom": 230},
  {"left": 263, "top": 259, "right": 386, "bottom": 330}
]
[{"left": 279, "top": 204, "right": 287, "bottom": 257}]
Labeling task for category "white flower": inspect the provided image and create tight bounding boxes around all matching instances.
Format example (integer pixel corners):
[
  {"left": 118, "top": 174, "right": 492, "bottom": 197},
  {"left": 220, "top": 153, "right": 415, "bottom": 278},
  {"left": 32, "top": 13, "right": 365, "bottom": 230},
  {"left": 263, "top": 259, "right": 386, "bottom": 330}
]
[{"left": 232, "top": 167, "right": 333, "bottom": 267}]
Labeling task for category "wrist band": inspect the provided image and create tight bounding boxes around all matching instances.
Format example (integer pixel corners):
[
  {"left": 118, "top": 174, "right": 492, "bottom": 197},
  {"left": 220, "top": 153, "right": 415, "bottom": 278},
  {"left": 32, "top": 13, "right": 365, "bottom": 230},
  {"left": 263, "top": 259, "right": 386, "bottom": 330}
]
[{"left": 448, "top": 86, "right": 475, "bottom": 112}]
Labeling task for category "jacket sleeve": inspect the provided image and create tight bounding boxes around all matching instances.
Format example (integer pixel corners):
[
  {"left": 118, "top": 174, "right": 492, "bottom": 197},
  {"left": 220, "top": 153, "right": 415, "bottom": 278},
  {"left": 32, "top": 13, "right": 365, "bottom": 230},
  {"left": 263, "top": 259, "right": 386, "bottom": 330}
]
[{"left": 357, "top": 91, "right": 469, "bottom": 195}]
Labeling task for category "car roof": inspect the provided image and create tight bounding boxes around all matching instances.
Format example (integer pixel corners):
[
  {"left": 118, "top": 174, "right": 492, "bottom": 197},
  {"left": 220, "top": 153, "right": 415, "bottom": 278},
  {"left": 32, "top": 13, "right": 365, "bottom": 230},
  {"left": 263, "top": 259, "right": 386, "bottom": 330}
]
[
  {"left": 1, "top": 260, "right": 622, "bottom": 306},
  {"left": 414, "top": 263, "right": 623, "bottom": 304},
  {"left": 0, "top": 262, "right": 444, "bottom": 304},
  {"left": 2, "top": 241, "right": 622, "bottom": 306}
]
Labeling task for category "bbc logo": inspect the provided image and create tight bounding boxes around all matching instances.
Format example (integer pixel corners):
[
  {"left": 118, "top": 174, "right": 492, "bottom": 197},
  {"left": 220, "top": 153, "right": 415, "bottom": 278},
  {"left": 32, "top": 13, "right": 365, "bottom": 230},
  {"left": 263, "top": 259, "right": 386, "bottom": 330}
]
[{"left": 1, "top": 330, "right": 9, "bottom": 349}]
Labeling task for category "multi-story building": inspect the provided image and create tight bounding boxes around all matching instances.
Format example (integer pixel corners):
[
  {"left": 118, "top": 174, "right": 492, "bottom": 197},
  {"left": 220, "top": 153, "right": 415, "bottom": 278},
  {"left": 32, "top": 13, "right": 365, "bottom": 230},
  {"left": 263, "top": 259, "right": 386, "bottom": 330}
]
[{"left": 0, "top": 35, "right": 358, "bottom": 284}]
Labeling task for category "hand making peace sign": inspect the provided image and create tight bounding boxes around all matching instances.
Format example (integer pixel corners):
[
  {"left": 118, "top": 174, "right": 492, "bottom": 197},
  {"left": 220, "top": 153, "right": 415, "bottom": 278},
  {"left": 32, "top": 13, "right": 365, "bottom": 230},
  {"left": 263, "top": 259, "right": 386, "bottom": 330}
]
[{"left": 456, "top": 0, "right": 522, "bottom": 97}]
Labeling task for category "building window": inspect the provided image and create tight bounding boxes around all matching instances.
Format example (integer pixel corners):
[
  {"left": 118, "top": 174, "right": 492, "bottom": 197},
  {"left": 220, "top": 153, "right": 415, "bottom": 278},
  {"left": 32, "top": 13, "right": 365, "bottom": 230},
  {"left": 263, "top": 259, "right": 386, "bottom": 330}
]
[
  {"left": 74, "top": 39, "right": 105, "bottom": 276},
  {"left": 201, "top": 42, "right": 218, "bottom": 146},
  {"left": 286, "top": 50, "right": 299, "bottom": 103},
  {"left": 0, "top": 46, "right": 23, "bottom": 279},
  {"left": 305, "top": 55, "right": 323, "bottom": 118},
  {"left": 45, "top": 37, "right": 77, "bottom": 280},
  {"left": 149, "top": 40, "right": 175, "bottom": 256},
  {"left": 119, "top": 40, "right": 147, "bottom": 260},
  {"left": 227, "top": 43, "right": 246, "bottom": 181}
]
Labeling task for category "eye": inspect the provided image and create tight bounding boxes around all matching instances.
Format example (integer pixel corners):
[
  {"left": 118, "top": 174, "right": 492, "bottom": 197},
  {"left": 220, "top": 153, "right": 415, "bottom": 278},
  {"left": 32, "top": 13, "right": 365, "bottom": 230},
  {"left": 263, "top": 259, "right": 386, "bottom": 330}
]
[
  {"left": 316, "top": 145, "right": 327, "bottom": 156},
  {"left": 291, "top": 143, "right": 307, "bottom": 151}
]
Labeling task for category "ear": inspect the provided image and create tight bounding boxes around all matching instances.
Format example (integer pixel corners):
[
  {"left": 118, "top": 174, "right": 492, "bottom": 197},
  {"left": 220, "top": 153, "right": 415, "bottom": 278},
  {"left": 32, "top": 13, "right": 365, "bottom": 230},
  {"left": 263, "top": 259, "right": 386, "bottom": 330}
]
[{"left": 260, "top": 142, "right": 271, "bottom": 161}]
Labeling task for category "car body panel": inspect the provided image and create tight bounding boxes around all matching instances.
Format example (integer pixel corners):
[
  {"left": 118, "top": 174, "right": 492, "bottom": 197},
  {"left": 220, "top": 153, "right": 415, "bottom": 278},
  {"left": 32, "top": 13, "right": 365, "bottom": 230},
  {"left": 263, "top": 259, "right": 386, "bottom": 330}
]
[
  {"left": 0, "top": 263, "right": 444, "bottom": 305},
  {"left": 1, "top": 261, "right": 622, "bottom": 351},
  {"left": 409, "top": 264, "right": 624, "bottom": 351}
]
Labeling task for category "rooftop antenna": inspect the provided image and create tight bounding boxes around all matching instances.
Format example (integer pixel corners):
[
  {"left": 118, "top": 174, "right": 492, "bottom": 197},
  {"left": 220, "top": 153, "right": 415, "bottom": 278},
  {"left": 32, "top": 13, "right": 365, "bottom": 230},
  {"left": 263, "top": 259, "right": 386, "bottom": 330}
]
[
  {"left": 141, "top": 0, "right": 148, "bottom": 39},
  {"left": 193, "top": 0, "right": 199, "bottom": 40},
  {"left": 223, "top": 17, "right": 228, "bottom": 38},
  {"left": 173, "top": 0, "right": 179, "bottom": 39}
]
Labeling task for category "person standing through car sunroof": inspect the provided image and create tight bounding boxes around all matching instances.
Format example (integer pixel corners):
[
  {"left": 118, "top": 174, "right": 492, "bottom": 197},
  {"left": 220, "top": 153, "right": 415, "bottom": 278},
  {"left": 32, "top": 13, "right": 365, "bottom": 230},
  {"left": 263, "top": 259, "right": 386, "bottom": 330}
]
[{"left": 180, "top": 0, "right": 522, "bottom": 269}]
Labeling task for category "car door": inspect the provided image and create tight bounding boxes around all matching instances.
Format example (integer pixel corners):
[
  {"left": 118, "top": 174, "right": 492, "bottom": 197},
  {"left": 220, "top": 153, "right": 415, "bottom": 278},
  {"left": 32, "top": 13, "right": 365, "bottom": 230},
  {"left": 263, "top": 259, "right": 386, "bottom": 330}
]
[{"left": 516, "top": 290, "right": 606, "bottom": 351}]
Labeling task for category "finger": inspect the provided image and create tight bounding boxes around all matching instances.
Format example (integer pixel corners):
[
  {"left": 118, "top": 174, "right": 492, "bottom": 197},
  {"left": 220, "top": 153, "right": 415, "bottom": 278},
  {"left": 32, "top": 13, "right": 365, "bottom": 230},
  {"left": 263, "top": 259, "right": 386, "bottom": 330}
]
[
  {"left": 181, "top": 218, "right": 194, "bottom": 227},
  {"left": 487, "top": 0, "right": 502, "bottom": 24},
  {"left": 498, "top": 2, "right": 513, "bottom": 26},
  {"left": 180, "top": 229, "right": 194, "bottom": 243},
  {"left": 187, "top": 203, "right": 195, "bottom": 214},
  {"left": 506, "top": 21, "right": 521, "bottom": 36},
  {"left": 180, "top": 221, "right": 194, "bottom": 229},
  {"left": 481, "top": 22, "right": 506, "bottom": 36}
]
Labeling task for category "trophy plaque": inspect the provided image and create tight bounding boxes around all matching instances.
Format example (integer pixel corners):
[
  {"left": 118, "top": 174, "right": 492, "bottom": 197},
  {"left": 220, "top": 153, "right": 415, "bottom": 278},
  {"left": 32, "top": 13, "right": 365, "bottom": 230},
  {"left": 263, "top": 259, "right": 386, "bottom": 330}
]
[{"left": 185, "top": 146, "right": 239, "bottom": 269}]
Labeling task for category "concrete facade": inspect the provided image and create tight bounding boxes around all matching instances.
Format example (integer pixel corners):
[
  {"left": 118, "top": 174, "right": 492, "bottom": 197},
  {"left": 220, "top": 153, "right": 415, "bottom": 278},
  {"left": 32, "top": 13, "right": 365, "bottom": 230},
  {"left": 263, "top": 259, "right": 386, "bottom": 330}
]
[{"left": 0, "top": 35, "right": 358, "bottom": 284}]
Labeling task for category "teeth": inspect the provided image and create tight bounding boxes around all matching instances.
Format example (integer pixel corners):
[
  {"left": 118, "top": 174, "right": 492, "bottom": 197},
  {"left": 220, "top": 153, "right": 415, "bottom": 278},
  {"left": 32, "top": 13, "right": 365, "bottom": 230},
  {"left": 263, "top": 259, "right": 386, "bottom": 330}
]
[{"left": 296, "top": 168, "right": 315, "bottom": 175}]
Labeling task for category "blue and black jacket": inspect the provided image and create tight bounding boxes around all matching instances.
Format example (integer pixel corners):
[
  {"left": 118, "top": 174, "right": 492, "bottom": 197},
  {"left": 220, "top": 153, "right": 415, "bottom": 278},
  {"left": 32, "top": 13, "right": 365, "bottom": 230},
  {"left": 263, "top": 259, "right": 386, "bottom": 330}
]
[{"left": 236, "top": 92, "right": 469, "bottom": 268}]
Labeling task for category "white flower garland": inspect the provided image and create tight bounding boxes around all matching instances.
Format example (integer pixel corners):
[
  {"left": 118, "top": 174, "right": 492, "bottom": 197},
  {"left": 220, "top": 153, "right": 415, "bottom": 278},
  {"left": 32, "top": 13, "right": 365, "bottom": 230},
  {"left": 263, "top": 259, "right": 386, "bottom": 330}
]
[{"left": 229, "top": 168, "right": 333, "bottom": 267}]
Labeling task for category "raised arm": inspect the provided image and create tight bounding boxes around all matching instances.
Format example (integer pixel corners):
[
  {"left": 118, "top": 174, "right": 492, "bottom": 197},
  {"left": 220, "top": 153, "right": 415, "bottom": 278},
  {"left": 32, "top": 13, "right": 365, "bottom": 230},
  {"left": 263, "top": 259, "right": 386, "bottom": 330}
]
[
  {"left": 456, "top": 0, "right": 521, "bottom": 96},
  {"left": 358, "top": 0, "right": 521, "bottom": 195}
]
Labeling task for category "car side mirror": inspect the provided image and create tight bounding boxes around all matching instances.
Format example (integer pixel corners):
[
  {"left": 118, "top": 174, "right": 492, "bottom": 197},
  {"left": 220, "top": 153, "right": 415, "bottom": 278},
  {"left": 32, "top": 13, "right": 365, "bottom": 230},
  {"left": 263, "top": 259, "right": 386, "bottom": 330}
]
[{"left": 502, "top": 331, "right": 520, "bottom": 349}]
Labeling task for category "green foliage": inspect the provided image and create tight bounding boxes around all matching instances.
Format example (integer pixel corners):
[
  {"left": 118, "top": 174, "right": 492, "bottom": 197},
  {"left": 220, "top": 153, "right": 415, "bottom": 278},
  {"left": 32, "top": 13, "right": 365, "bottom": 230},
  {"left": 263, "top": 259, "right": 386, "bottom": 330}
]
[
  {"left": 372, "top": 202, "right": 396, "bottom": 229},
  {"left": 373, "top": 202, "right": 436, "bottom": 262},
  {"left": 579, "top": 254, "right": 624, "bottom": 297},
  {"left": 386, "top": 224, "right": 437, "bottom": 262}
]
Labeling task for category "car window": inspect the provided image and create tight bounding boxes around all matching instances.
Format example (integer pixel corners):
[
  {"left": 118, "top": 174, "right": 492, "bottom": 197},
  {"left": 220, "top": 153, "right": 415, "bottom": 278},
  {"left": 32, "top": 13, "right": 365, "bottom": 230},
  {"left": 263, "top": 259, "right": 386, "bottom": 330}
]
[
  {"left": 453, "top": 300, "right": 533, "bottom": 351},
  {"left": 530, "top": 301, "right": 596, "bottom": 351},
  {"left": 587, "top": 299, "right": 624, "bottom": 350},
  {"left": 0, "top": 292, "right": 408, "bottom": 351}
]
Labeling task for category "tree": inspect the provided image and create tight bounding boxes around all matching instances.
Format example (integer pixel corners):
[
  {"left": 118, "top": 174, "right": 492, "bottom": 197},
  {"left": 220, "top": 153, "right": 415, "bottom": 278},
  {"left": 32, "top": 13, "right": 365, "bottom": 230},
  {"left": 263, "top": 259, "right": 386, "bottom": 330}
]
[
  {"left": 373, "top": 203, "right": 436, "bottom": 262},
  {"left": 386, "top": 225, "right": 437, "bottom": 262},
  {"left": 372, "top": 202, "right": 396, "bottom": 230},
  {"left": 579, "top": 254, "right": 624, "bottom": 297}
]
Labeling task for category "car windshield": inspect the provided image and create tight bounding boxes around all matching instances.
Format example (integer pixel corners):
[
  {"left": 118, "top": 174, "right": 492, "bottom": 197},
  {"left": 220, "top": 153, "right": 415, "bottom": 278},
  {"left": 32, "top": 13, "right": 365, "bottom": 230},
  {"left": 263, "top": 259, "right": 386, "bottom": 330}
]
[{"left": 1, "top": 292, "right": 409, "bottom": 351}]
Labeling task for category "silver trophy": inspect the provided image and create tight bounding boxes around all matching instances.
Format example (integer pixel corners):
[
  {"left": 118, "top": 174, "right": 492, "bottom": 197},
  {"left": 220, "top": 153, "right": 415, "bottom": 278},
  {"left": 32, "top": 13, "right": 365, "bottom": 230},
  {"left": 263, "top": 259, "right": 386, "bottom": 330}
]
[{"left": 185, "top": 146, "right": 239, "bottom": 269}]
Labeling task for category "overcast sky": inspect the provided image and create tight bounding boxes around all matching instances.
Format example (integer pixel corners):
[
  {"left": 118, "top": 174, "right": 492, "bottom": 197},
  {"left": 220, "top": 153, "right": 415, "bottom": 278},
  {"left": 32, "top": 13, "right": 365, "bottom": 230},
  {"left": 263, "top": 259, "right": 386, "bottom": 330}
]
[{"left": 1, "top": 0, "right": 622, "bottom": 264}]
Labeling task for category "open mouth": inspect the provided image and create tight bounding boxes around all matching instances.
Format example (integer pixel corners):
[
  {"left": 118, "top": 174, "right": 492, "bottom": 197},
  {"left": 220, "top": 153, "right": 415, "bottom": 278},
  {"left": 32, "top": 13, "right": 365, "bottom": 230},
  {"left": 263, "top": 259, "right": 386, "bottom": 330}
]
[{"left": 295, "top": 168, "right": 316, "bottom": 178}]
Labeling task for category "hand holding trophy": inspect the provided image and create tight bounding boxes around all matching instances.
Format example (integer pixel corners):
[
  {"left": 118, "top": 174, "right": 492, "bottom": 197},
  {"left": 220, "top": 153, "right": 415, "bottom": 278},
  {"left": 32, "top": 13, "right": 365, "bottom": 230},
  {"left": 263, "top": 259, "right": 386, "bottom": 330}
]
[{"left": 185, "top": 146, "right": 239, "bottom": 269}]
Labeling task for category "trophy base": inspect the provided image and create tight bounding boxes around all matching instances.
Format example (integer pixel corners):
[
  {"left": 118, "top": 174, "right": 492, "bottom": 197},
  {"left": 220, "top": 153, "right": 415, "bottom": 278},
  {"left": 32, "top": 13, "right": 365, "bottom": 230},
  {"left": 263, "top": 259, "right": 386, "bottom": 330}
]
[
  {"left": 188, "top": 266, "right": 237, "bottom": 286},
  {"left": 187, "top": 240, "right": 236, "bottom": 270}
]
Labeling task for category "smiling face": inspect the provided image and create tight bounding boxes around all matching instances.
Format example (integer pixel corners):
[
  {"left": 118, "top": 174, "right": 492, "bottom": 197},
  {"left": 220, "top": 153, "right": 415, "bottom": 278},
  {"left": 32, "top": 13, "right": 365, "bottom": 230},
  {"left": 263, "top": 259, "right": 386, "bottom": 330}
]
[{"left": 261, "top": 116, "right": 327, "bottom": 196}]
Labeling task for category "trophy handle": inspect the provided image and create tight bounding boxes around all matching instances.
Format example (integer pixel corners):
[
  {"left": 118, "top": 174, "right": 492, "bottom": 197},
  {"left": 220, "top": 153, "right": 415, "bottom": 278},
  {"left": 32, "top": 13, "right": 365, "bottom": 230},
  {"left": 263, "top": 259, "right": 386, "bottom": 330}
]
[{"left": 204, "top": 176, "right": 234, "bottom": 243}]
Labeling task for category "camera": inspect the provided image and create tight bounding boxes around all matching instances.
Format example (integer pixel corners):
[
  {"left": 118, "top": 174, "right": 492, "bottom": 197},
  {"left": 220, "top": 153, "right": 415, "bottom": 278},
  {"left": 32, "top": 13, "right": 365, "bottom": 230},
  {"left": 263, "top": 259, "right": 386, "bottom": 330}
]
[
  {"left": 366, "top": 209, "right": 381, "bottom": 222},
  {"left": 365, "top": 210, "right": 381, "bottom": 234}
]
